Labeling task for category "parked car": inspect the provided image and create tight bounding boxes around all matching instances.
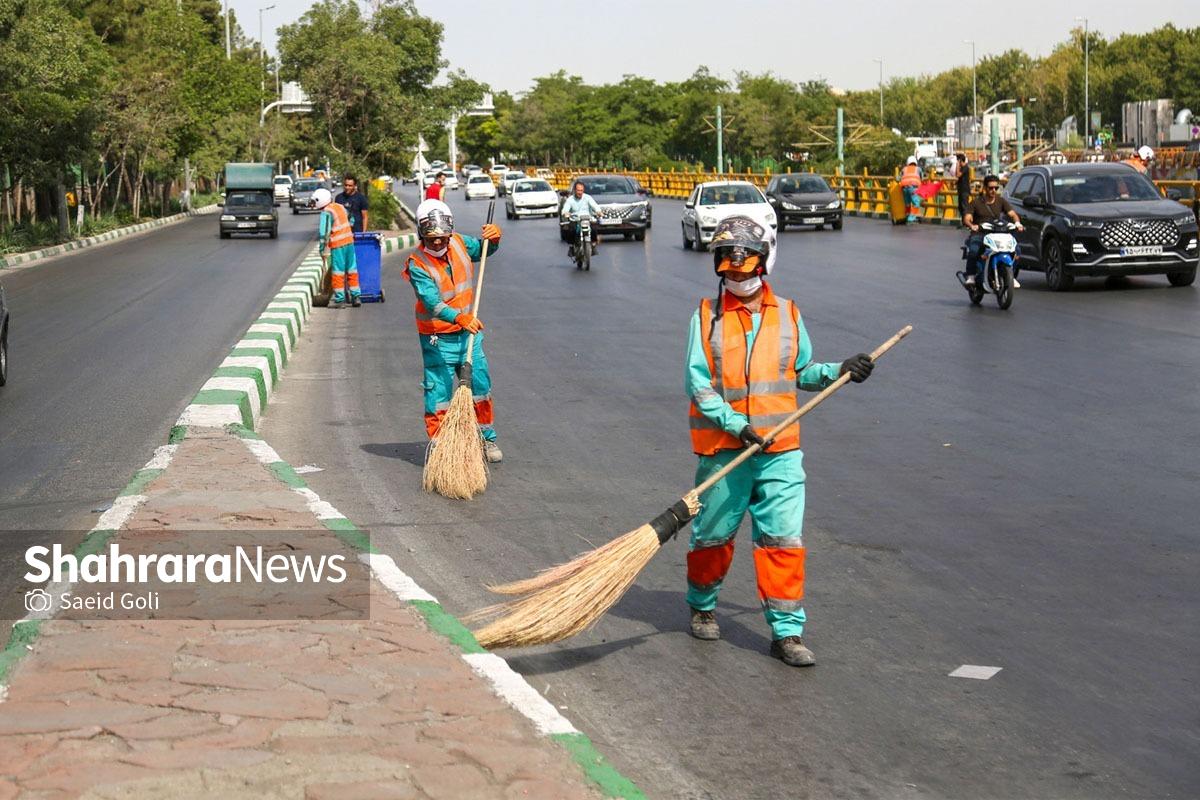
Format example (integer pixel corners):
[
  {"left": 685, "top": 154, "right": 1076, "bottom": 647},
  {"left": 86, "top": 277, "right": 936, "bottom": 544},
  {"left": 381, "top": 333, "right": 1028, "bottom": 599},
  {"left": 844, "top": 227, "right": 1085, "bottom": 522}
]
[
  {"left": 272, "top": 175, "right": 292, "bottom": 205},
  {"left": 0, "top": 283, "right": 8, "bottom": 387},
  {"left": 465, "top": 173, "right": 497, "bottom": 200},
  {"left": 557, "top": 174, "right": 652, "bottom": 242},
  {"left": 289, "top": 177, "right": 326, "bottom": 214},
  {"left": 505, "top": 179, "right": 559, "bottom": 218},
  {"left": 462, "top": 164, "right": 482, "bottom": 178},
  {"left": 499, "top": 170, "right": 527, "bottom": 196},
  {"left": 765, "top": 174, "right": 843, "bottom": 231},
  {"left": 681, "top": 181, "right": 776, "bottom": 250},
  {"left": 1005, "top": 162, "right": 1198, "bottom": 289}
]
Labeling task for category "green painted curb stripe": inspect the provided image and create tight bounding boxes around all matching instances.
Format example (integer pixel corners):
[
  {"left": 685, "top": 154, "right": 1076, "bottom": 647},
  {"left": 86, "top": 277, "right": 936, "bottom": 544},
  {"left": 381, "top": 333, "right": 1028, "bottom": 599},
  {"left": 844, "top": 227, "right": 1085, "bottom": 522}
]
[
  {"left": 267, "top": 460, "right": 306, "bottom": 488},
  {"left": 0, "top": 620, "right": 43, "bottom": 684},
  {"left": 256, "top": 314, "right": 298, "bottom": 343},
  {"left": 318, "top": 516, "right": 374, "bottom": 553},
  {"left": 409, "top": 600, "right": 488, "bottom": 655},
  {"left": 191, "top": 388, "right": 253, "bottom": 428},
  {"left": 212, "top": 366, "right": 268, "bottom": 409},
  {"left": 169, "top": 425, "right": 188, "bottom": 443},
  {"left": 551, "top": 733, "right": 647, "bottom": 800},
  {"left": 229, "top": 347, "right": 280, "bottom": 383},
  {"left": 228, "top": 423, "right": 261, "bottom": 439},
  {"left": 241, "top": 331, "right": 288, "bottom": 365},
  {"left": 120, "top": 468, "right": 164, "bottom": 497},
  {"left": 265, "top": 305, "right": 303, "bottom": 326}
]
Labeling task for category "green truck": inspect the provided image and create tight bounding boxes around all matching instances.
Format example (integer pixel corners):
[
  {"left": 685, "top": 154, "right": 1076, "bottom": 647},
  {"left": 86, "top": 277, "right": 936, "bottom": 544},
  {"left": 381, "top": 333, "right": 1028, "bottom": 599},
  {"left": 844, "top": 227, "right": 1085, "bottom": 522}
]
[{"left": 219, "top": 162, "right": 278, "bottom": 239}]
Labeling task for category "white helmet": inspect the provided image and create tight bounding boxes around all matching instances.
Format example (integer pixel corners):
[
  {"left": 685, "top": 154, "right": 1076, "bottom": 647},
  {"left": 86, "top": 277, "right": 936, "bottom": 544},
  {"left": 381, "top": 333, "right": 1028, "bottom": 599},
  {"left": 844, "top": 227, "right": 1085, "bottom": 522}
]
[
  {"left": 311, "top": 188, "right": 332, "bottom": 209},
  {"left": 1137, "top": 145, "right": 1154, "bottom": 161},
  {"left": 906, "top": 156, "right": 918, "bottom": 166},
  {"left": 416, "top": 199, "right": 454, "bottom": 237}
]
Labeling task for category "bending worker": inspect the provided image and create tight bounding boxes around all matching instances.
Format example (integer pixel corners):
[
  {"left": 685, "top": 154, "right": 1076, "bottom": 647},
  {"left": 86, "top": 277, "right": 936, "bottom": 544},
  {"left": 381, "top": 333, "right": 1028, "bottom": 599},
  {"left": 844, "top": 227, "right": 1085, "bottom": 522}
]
[
  {"left": 900, "top": 156, "right": 922, "bottom": 223},
  {"left": 684, "top": 215, "right": 874, "bottom": 667},
  {"left": 312, "top": 187, "right": 360, "bottom": 308},
  {"left": 403, "top": 199, "right": 505, "bottom": 463}
]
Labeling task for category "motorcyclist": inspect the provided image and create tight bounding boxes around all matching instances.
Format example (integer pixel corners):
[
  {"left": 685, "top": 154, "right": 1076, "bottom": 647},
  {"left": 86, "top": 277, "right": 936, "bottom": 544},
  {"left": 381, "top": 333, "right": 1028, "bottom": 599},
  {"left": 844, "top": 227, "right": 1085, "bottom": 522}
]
[
  {"left": 560, "top": 180, "right": 602, "bottom": 255},
  {"left": 962, "top": 174, "right": 1025, "bottom": 288}
]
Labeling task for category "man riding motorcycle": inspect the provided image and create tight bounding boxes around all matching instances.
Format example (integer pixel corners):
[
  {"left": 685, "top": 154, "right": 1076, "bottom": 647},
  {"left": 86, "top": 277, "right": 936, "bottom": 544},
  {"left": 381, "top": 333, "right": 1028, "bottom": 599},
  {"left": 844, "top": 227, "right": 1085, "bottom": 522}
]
[
  {"left": 962, "top": 174, "right": 1025, "bottom": 288},
  {"left": 560, "top": 180, "right": 602, "bottom": 256}
]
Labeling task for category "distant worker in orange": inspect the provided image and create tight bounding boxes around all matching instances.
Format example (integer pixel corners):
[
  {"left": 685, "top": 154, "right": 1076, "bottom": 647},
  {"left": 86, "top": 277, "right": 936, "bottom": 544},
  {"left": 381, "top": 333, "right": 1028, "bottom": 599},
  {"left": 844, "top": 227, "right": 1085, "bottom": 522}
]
[
  {"left": 899, "top": 156, "right": 922, "bottom": 223},
  {"left": 1124, "top": 145, "right": 1153, "bottom": 175}
]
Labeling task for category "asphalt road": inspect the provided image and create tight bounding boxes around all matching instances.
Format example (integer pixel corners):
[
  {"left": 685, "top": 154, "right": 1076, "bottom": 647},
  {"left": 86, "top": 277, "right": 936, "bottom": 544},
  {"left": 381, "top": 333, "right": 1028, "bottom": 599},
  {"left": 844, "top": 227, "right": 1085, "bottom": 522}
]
[
  {"left": 0, "top": 209, "right": 315, "bottom": 537},
  {"left": 260, "top": 185, "right": 1200, "bottom": 800}
]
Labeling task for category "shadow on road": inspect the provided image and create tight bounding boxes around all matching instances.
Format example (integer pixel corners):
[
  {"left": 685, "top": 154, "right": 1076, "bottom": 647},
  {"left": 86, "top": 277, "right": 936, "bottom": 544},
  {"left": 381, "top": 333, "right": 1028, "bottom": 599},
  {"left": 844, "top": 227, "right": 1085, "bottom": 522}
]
[{"left": 361, "top": 442, "right": 426, "bottom": 468}]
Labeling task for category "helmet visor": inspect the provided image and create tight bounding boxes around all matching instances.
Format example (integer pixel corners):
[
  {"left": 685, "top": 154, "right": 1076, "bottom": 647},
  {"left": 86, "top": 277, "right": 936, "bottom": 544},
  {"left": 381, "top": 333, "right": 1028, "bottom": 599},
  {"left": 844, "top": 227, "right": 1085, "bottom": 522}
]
[
  {"left": 717, "top": 250, "right": 762, "bottom": 275},
  {"left": 418, "top": 209, "right": 454, "bottom": 237}
]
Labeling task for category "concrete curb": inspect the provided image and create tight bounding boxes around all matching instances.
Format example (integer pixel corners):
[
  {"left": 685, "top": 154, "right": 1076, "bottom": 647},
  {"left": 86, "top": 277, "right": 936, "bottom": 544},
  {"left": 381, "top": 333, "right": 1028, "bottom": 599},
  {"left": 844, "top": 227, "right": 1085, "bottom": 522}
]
[
  {"left": 0, "top": 204, "right": 220, "bottom": 270},
  {"left": 382, "top": 233, "right": 419, "bottom": 257}
]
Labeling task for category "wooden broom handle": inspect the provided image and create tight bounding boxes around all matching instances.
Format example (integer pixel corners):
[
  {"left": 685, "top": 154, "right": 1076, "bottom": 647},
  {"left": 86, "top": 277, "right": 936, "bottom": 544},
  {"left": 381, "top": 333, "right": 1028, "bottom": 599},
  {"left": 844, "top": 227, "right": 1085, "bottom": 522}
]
[
  {"left": 464, "top": 200, "right": 496, "bottom": 366},
  {"left": 690, "top": 325, "right": 912, "bottom": 498}
]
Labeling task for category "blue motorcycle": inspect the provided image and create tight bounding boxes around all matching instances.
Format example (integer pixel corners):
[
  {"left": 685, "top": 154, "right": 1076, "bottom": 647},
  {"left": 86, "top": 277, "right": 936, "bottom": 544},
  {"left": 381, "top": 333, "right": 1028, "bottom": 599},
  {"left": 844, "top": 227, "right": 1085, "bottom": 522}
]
[{"left": 957, "top": 220, "right": 1018, "bottom": 310}]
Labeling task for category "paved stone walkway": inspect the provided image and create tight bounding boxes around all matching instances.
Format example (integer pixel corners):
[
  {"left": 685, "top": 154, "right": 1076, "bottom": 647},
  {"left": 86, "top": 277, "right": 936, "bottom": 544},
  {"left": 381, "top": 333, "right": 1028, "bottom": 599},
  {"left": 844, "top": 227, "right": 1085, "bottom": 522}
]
[{"left": 0, "top": 429, "right": 603, "bottom": 799}]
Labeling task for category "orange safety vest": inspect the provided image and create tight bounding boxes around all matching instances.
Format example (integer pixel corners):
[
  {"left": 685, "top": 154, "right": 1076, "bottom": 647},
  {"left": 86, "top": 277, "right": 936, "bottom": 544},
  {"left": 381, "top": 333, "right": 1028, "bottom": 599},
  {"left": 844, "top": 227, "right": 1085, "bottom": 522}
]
[
  {"left": 325, "top": 202, "right": 354, "bottom": 249},
  {"left": 1122, "top": 158, "right": 1147, "bottom": 174},
  {"left": 900, "top": 165, "right": 921, "bottom": 187},
  {"left": 402, "top": 234, "right": 475, "bottom": 335},
  {"left": 689, "top": 284, "right": 800, "bottom": 456}
]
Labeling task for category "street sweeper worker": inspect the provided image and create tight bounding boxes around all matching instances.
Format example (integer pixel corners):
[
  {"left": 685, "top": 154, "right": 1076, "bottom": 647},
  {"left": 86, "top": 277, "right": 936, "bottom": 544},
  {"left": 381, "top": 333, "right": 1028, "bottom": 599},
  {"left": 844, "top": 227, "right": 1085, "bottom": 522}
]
[
  {"left": 403, "top": 199, "right": 504, "bottom": 463},
  {"left": 683, "top": 215, "right": 874, "bottom": 667},
  {"left": 312, "top": 187, "right": 360, "bottom": 308},
  {"left": 899, "top": 156, "right": 922, "bottom": 223}
]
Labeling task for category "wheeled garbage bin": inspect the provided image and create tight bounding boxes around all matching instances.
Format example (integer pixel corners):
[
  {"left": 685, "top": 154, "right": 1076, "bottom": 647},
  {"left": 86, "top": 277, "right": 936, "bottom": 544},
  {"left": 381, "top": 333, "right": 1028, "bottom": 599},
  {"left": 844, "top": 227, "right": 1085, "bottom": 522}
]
[{"left": 353, "top": 232, "right": 385, "bottom": 302}]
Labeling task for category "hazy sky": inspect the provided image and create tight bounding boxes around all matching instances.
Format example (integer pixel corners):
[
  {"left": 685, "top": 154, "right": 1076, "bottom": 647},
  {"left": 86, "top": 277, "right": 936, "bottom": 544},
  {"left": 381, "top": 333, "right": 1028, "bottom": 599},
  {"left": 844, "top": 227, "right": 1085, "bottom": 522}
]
[{"left": 229, "top": 0, "right": 1200, "bottom": 94}]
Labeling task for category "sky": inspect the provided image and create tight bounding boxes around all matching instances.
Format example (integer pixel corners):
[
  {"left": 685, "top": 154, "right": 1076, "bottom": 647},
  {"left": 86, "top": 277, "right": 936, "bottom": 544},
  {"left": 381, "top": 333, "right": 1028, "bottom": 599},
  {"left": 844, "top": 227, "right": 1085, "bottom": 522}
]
[{"left": 228, "top": 0, "right": 1200, "bottom": 95}]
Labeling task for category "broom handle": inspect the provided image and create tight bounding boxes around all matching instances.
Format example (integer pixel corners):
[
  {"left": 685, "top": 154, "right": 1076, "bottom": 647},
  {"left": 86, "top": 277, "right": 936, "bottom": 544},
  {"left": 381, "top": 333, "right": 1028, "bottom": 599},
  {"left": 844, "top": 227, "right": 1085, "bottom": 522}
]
[
  {"left": 464, "top": 199, "right": 496, "bottom": 367},
  {"left": 691, "top": 325, "right": 912, "bottom": 497}
]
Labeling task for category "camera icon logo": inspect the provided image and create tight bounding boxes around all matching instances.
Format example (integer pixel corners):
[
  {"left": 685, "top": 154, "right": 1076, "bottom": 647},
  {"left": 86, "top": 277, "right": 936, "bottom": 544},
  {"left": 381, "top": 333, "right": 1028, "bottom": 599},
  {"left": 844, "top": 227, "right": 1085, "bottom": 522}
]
[{"left": 24, "top": 588, "right": 53, "bottom": 613}]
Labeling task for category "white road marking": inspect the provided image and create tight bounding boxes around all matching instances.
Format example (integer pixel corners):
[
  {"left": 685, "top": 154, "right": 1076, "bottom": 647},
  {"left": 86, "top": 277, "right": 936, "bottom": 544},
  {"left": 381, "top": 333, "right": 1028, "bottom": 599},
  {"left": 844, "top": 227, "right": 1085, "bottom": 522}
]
[
  {"left": 949, "top": 665, "right": 1003, "bottom": 680},
  {"left": 361, "top": 553, "right": 437, "bottom": 603}
]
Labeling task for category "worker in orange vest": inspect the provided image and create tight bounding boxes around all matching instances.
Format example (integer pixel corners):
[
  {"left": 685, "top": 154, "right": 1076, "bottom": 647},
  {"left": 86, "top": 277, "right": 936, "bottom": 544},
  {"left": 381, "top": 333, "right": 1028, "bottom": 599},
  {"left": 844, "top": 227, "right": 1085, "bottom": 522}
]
[
  {"left": 683, "top": 215, "right": 874, "bottom": 667},
  {"left": 312, "top": 188, "right": 360, "bottom": 308},
  {"left": 899, "top": 156, "right": 922, "bottom": 223},
  {"left": 1123, "top": 145, "right": 1153, "bottom": 175},
  {"left": 403, "top": 199, "right": 505, "bottom": 463}
]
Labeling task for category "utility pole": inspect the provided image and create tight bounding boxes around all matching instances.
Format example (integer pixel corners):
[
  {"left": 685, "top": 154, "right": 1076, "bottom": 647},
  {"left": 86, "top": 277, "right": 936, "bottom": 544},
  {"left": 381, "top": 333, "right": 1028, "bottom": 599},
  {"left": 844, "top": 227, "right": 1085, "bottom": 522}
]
[
  {"left": 716, "top": 104, "right": 723, "bottom": 173},
  {"left": 223, "top": 0, "right": 231, "bottom": 59},
  {"left": 873, "top": 58, "right": 884, "bottom": 126},
  {"left": 258, "top": 5, "right": 275, "bottom": 158},
  {"left": 964, "top": 40, "right": 977, "bottom": 138},
  {"left": 836, "top": 107, "right": 844, "bottom": 176},
  {"left": 1076, "top": 16, "right": 1089, "bottom": 145}
]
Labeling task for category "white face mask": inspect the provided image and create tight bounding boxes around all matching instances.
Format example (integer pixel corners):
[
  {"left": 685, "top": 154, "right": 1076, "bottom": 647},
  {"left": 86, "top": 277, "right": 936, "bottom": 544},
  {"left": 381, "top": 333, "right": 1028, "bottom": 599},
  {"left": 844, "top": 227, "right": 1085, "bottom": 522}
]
[
  {"left": 424, "top": 242, "right": 448, "bottom": 257},
  {"left": 724, "top": 276, "right": 762, "bottom": 297}
]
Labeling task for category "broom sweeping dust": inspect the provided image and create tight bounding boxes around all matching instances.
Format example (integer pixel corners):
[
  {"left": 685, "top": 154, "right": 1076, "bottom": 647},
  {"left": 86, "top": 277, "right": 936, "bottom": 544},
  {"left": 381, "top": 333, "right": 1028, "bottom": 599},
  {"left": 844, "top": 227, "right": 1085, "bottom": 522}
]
[
  {"left": 469, "top": 325, "right": 912, "bottom": 649},
  {"left": 422, "top": 201, "right": 496, "bottom": 500}
]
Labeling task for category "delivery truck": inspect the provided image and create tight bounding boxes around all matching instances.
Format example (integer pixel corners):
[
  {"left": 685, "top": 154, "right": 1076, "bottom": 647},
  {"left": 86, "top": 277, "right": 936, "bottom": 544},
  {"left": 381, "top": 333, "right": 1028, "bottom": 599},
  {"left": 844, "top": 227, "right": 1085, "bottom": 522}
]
[{"left": 219, "top": 162, "right": 278, "bottom": 239}]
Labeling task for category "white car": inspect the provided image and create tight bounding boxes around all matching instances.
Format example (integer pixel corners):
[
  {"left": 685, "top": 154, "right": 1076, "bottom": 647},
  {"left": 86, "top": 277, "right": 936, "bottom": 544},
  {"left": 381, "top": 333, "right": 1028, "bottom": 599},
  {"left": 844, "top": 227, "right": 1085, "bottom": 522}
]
[
  {"left": 500, "top": 170, "right": 526, "bottom": 196},
  {"left": 681, "top": 181, "right": 776, "bottom": 251},
  {"left": 462, "top": 164, "right": 482, "bottom": 178},
  {"left": 272, "top": 175, "right": 293, "bottom": 205},
  {"left": 489, "top": 164, "right": 508, "bottom": 178},
  {"left": 442, "top": 172, "right": 460, "bottom": 190},
  {"left": 465, "top": 173, "right": 497, "bottom": 200},
  {"left": 505, "top": 179, "right": 559, "bottom": 219}
]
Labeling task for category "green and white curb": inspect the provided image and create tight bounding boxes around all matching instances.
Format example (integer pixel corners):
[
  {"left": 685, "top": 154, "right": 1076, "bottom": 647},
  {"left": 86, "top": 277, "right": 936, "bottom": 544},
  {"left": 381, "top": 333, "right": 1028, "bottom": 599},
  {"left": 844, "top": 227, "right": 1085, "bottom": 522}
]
[
  {"left": 233, "top": 426, "right": 646, "bottom": 800},
  {"left": 382, "top": 232, "right": 418, "bottom": 256},
  {"left": 0, "top": 204, "right": 220, "bottom": 270}
]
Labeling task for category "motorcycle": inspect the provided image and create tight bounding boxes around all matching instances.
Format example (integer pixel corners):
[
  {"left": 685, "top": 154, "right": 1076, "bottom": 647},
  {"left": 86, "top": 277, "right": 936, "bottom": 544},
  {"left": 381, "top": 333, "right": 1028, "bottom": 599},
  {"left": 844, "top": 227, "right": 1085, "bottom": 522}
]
[
  {"left": 565, "top": 213, "right": 594, "bottom": 271},
  {"left": 957, "top": 220, "right": 1018, "bottom": 310}
]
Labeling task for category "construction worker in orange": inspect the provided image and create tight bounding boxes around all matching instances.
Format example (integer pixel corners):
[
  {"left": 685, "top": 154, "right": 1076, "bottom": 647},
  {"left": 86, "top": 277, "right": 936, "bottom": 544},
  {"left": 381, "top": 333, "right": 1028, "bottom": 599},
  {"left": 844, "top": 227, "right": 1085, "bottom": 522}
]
[
  {"left": 683, "top": 216, "right": 874, "bottom": 667},
  {"left": 312, "top": 188, "right": 360, "bottom": 308},
  {"left": 900, "top": 156, "right": 923, "bottom": 223}
]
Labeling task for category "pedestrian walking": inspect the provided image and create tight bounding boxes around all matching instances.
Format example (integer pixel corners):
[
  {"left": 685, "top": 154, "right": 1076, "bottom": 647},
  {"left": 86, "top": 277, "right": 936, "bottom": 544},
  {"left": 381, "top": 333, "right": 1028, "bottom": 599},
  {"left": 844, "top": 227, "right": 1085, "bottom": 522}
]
[
  {"left": 955, "top": 153, "right": 971, "bottom": 226},
  {"left": 312, "top": 188, "right": 361, "bottom": 308},
  {"left": 683, "top": 215, "right": 874, "bottom": 667},
  {"left": 402, "top": 199, "right": 505, "bottom": 463},
  {"left": 335, "top": 174, "right": 369, "bottom": 232},
  {"left": 425, "top": 172, "right": 447, "bottom": 202}
]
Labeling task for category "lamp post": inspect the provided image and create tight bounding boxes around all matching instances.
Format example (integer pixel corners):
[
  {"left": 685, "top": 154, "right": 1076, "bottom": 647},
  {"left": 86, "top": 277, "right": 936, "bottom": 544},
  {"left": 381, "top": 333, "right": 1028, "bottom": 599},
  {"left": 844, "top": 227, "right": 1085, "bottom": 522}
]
[
  {"left": 222, "top": 0, "right": 231, "bottom": 59},
  {"left": 873, "top": 58, "right": 884, "bottom": 126},
  {"left": 258, "top": 5, "right": 275, "bottom": 158},
  {"left": 964, "top": 40, "right": 977, "bottom": 126},
  {"left": 1076, "top": 16, "right": 1089, "bottom": 145}
]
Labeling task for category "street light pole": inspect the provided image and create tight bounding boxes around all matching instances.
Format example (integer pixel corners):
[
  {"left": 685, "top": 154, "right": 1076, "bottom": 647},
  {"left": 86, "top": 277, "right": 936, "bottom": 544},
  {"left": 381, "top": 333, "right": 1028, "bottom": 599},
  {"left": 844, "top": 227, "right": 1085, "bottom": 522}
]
[
  {"left": 873, "top": 58, "right": 884, "bottom": 126},
  {"left": 964, "top": 40, "right": 977, "bottom": 126},
  {"left": 223, "top": 0, "right": 231, "bottom": 59},
  {"left": 1076, "top": 16, "right": 1089, "bottom": 145},
  {"left": 258, "top": 5, "right": 275, "bottom": 158}
]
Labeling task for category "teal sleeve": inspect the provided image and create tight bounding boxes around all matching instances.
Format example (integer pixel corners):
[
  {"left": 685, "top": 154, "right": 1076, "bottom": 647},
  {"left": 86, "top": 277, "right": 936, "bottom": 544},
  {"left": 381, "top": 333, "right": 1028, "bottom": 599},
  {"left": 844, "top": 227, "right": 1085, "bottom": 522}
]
[
  {"left": 685, "top": 311, "right": 750, "bottom": 436},
  {"left": 318, "top": 210, "right": 331, "bottom": 247},
  {"left": 407, "top": 261, "right": 460, "bottom": 324},
  {"left": 462, "top": 234, "right": 498, "bottom": 261},
  {"left": 795, "top": 314, "right": 842, "bottom": 390}
]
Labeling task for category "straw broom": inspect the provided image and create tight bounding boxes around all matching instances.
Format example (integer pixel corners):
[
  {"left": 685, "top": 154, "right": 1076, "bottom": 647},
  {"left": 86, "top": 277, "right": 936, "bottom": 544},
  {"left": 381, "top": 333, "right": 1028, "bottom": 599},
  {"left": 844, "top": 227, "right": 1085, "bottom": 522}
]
[
  {"left": 423, "top": 201, "right": 496, "bottom": 500},
  {"left": 470, "top": 325, "right": 913, "bottom": 649}
]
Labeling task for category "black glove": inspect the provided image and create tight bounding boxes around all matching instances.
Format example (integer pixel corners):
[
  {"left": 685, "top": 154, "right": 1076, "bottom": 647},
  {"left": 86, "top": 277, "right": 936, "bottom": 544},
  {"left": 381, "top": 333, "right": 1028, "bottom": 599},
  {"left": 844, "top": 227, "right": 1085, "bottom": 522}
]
[
  {"left": 839, "top": 353, "right": 874, "bottom": 383},
  {"left": 738, "top": 425, "right": 766, "bottom": 448}
]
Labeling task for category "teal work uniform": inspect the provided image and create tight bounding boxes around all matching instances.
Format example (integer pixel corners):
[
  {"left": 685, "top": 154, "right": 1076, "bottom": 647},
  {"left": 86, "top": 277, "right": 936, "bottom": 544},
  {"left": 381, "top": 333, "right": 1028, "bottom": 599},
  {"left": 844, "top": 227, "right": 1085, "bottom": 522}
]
[
  {"left": 407, "top": 234, "right": 500, "bottom": 441},
  {"left": 319, "top": 208, "right": 359, "bottom": 303},
  {"left": 684, "top": 294, "right": 841, "bottom": 639}
]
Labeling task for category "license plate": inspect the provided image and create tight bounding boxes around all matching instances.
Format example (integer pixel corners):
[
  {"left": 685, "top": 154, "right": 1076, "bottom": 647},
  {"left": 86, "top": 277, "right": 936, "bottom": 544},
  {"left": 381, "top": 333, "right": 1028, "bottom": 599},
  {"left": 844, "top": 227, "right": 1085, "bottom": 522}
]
[
  {"left": 801, "top": 217, "right": 823, "bottom": 224},
  {"left": 600, "top": 217, "right": 621, "bottom": 225},
  {"left": 1120, "top": 245, "right": 1162, "bottom": 256},
  {"left": 237, "top": 222, "right": 256, "bottom": 228}
]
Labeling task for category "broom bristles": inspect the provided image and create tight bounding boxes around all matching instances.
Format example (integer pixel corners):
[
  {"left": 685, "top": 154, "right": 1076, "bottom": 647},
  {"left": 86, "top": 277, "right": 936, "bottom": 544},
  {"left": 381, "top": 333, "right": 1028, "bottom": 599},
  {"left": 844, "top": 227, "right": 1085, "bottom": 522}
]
[
  {"left": 422, "top": 384, "right": 488, "bottom": 500},
  {"left": 471, "top": 523, "right": 661, "bottom": 649},
  {"left": 485, "top": 531, "right": 636, "bottom": 595}
]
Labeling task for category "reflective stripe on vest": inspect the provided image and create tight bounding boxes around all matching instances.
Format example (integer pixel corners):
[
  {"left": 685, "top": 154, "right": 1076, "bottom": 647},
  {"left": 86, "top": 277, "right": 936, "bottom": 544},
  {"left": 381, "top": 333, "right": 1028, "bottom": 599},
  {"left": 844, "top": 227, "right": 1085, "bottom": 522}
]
[
  {"left": 326, "top": 203, "right": 354, "bottom": 249},
  {"left": 689, "top": 287, "right": 800, "bottom": 455},
  {"left": 900, "top": 165, "right": 921, "bottom": 187},
  {"left": 402, "top": 234, "right": 475, "bottom": 335}
]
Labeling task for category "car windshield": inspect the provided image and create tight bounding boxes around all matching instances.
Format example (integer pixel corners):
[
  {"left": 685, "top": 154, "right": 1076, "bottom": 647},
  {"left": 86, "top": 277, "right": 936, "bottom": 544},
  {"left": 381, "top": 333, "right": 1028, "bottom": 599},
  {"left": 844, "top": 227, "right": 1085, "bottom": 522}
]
[
  {"left": 469, "top": 176, "right": 491, "bottom": 184},
  {"left": 581, "top": 177, "right": 636, "bottom": 195},
  {"left": 700, "top": 185, "right": 764, "bottom": 205},
  {"left": 274, "top": 177, "right": 290, "bottom": 184},
  {"left": 777, "top": 176, "right": 829, "bottom": 193},
  {"left": 516, "top": 181, "right": 552, "bottom": 192},
  {"left": 1052, "top": 173, "right": 1160, "bottom": 203},
  {"left": 226, "top": 191, "right": 271, "bottom": 207},
  {"left": 293, "top": 180, "right": 320, "bottom": 191}
]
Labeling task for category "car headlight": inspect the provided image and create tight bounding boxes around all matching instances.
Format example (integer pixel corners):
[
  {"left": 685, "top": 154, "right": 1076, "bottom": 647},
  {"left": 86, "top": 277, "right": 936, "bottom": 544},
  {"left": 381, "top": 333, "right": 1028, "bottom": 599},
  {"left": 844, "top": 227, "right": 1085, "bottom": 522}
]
[
  {"left": 764, "top": 211, "right": 776, "bottom": 224},
  {"left": 1068, "top": 218, "right": 1104, "bottom": 229},
  {"left": 258, "top": 214, "right": 274, "bottom": 221},
  {"left": 826, "top": 200, "right": 841, "bottom": 209},
  {"left": 220, "top": 215, "right": 235, "bottom": 221},
  {"left": 1175, "top": 213, "right": 1197, "bottom": 226},
  {"left": 700, "top": 214, "right": 716, "bottom": 225},
  {"left": 781, "top": 201, "right": 800, "bottom": 211}
]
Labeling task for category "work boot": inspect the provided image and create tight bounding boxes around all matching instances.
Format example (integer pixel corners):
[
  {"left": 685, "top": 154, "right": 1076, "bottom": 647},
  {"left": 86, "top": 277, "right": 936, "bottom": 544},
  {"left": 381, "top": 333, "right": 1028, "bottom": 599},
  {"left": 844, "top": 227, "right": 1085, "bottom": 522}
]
[
  {"left": 770, "top": 636, "right": 815, "bottom": 667},
  {"left": 351, "top": 295, "right": 362, "bottom": 307},
  {"left": 484, "top": 440, "right": 503, "bottom": 463},
  {"left": 331, "top": 299, "right": 346, "bottom": 309},
  {"left": 689, "top": 608, "right": 720, "bottom": 641}
]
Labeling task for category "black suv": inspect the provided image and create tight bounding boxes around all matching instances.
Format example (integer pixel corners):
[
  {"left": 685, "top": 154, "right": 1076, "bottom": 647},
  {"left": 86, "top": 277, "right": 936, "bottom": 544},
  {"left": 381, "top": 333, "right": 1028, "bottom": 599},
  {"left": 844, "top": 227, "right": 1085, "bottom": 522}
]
[
  {"left": 1005, "top": 163, "right": 1197, "bottom": 290},
  {"left": 765, "top": 173, "right": 843, "bottom": 231},
  {"left": 557, "top": 175, "right": 651, "bottom": 242}
]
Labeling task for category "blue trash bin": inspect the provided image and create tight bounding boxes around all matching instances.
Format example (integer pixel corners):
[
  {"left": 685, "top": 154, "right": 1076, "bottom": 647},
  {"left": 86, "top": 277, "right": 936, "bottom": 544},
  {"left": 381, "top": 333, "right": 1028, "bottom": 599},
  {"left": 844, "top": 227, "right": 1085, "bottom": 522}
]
[{"left": 353, "top": 232, "right": 385, "bottom": 303}]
